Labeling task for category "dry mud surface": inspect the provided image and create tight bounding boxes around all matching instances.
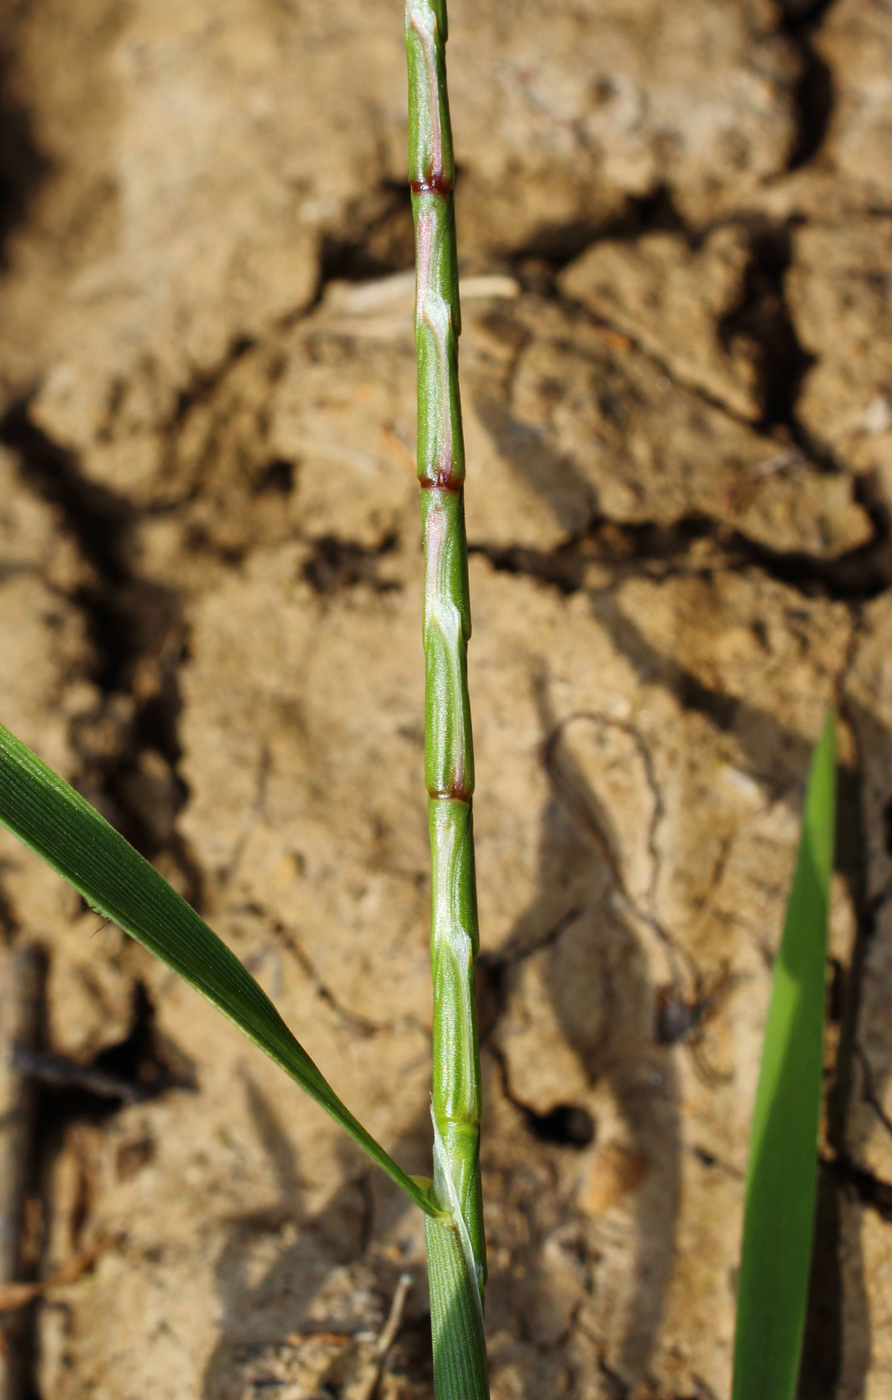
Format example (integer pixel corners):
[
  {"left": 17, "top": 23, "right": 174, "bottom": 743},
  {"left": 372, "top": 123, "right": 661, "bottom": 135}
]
[{"left": 0, "top": 0, "right": 891, "bottom": 1396}]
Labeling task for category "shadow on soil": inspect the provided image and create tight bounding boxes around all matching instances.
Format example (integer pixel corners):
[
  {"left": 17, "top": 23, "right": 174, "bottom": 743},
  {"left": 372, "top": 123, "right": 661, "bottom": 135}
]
[
  {"left": 482, "top": 678, "right": 681, "bottom": 1394},
  {"left": 202, "top": 1083, "right": 433, "bottom": 1400},
  {"left": 0, "top": 46, "right": 47, "bottom": 264}
]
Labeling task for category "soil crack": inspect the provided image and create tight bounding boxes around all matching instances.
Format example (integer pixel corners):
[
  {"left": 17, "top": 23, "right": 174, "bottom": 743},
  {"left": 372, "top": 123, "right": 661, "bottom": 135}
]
[
  {"left": 247, "top": 904, "right": 399, "bottom": 1040},
  {"left": 775, "top": 0, "right": 838, "bottom": 171},
  {"left": 303, "top": 532, "right": 401, "bottom": 597},
  {"left": 472, "top": 512, "right": 892, "bottom": 606},
  {"left": 508, "top": 186, "right": 691, "bottom": 282},
  {"left": 485, "top": 1039, "right": 595, "bottom": 1150},
  {"left": 0, "top": 401, "right": 203, "bottom": 901},
  {"left": 824, "top": 1152, "right": 892, "bottom": 1222}
]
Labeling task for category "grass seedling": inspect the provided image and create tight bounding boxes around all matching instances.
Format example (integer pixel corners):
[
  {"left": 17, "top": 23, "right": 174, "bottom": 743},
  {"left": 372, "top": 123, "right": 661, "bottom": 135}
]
[
  {"left": 732, "top": 709, "right": 837, "bottom": 1400},
  {"left": 0, "top": 0, "right": 840, "bottom": 1390}
]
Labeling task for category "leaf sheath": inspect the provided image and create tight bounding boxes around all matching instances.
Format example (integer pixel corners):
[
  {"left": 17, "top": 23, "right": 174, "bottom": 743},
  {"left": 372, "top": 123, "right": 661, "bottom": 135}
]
[{"left": 425, "top": 1213, "right": 489, "bottom": 1400}]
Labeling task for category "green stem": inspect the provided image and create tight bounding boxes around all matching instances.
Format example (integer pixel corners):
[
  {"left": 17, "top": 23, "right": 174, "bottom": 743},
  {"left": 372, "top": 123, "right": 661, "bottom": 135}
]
[{"left": 406, "top": 1, "right": 489, "bottom": 1396}]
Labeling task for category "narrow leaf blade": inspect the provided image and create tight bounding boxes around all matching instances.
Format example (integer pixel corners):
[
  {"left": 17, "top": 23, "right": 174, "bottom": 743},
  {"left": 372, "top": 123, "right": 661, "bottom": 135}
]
[
  {"left": 732, "top": 708, "right": 837, "bottom": 1400},
  {"left": 0, "top": 722, "right": 434, "bottom": 1215}
]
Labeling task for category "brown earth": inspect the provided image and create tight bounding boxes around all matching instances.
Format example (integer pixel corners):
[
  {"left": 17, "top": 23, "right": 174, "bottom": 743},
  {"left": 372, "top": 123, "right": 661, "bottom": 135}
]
[{"left": 0, "top": 0, "right": 890, "bottom": 1396}]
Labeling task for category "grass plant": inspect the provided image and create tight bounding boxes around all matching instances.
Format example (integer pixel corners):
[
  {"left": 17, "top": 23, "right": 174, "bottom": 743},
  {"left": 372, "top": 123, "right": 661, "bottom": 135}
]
[
  {"left": 0, "top": 4, "right": 489, "bottom": 1395},
  {"left": 0, "top": 2, "right": 840, "bottom": 1394}
]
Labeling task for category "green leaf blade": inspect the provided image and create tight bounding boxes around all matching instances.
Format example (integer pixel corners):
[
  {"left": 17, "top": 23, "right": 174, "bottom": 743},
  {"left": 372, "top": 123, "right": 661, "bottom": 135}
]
[
  {"left": 732, "top": 708, "right": 837, "bottom": 1400},
  {"left": 0, "top": 722, "right": 434, "bottom": 1216}
]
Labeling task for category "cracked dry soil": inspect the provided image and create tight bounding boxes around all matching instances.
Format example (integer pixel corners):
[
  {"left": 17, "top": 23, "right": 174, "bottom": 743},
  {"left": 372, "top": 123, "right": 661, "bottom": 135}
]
[{"left": 0, "top": 0, "right": 892, "bottom": 1397}]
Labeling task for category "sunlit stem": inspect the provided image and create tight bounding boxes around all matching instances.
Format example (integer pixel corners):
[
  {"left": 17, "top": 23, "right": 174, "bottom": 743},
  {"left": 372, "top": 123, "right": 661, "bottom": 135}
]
[{"left": 406, "top": 2, "right": 489, "bottom": 1396}]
